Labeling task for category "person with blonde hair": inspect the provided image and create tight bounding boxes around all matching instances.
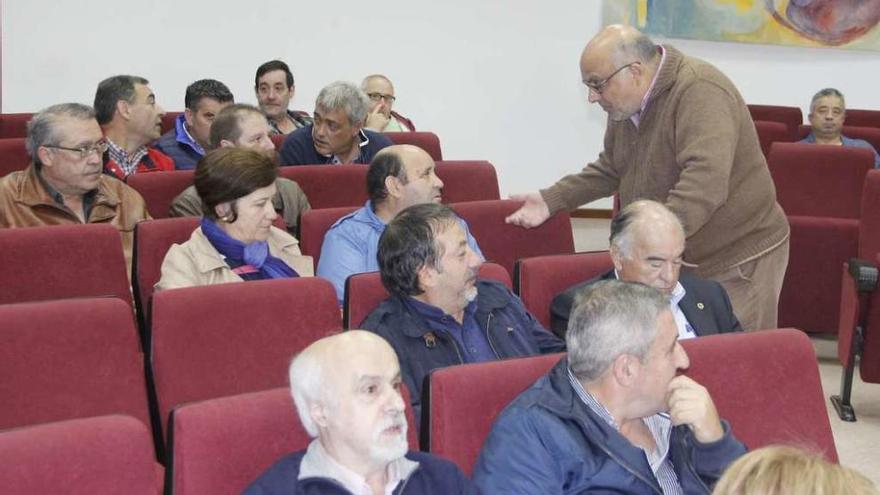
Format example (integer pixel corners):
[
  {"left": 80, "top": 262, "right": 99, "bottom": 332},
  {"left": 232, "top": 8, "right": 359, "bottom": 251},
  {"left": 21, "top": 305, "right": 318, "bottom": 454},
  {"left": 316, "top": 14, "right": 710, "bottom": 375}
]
[{"left": 712, "top": 445, "right": 878, "bottom": 495}]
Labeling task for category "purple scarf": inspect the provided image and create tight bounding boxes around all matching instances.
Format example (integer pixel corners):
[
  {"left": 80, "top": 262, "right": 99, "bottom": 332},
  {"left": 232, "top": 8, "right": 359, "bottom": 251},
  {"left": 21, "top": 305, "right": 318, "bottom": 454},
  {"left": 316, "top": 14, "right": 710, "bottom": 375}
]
[{"left": 200, "top": 217, "right": 298, "bottom": 280}]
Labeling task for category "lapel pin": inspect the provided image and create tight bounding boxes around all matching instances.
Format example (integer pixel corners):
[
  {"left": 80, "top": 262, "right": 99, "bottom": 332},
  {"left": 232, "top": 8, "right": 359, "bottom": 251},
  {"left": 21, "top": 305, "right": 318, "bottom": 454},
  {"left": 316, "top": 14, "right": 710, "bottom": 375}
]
[{"left": 697, "top": 302, "right": 705, "bottom": 310}]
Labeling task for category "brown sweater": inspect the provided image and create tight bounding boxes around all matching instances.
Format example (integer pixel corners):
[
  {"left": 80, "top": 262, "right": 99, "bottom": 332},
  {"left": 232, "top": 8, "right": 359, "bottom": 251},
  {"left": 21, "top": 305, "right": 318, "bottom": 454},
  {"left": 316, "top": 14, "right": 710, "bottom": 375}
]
[{"left": 541, "top": 46, "right": 789, "bottom": 276}]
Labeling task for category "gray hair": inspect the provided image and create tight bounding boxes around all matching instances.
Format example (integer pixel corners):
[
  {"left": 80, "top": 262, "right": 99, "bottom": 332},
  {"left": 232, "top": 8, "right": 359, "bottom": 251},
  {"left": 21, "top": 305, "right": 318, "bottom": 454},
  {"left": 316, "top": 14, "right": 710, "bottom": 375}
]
[
  {"left": 94, "top": 75, "right": 149, "bottom": 125},
  {"left": 288, "top": 348, "right": 332, "bottom": 438},
  {"left": 810, "top": 88, "right": 845, "bottom": 113},
  {"left": 610, "top": 32, "right": 658, "bottom": 67},
  {"left": 315, "top": 81, "right": 370, "bottom": 126},
  {"left": 567, "top": 280, "right": 669, "bottom": 381},
  {"left": 25, "top": 103, "right": 96, "bottom": 162},
  {"left": 609, "top": 199, "right": 684, "bottom": 258}
]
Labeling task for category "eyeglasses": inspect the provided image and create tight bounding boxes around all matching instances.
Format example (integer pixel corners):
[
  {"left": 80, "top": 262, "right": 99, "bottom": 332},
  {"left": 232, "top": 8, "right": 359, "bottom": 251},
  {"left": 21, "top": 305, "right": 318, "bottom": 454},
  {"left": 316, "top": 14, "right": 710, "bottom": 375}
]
[
  {"left": 367, "top": 92, "right": 396, "bottom": 103},
  {"left": 44, "top": 139, "right": 109, "bottom": 160},
  {"left": 584, "top": 62, "right": 637, "bottom": 95}
]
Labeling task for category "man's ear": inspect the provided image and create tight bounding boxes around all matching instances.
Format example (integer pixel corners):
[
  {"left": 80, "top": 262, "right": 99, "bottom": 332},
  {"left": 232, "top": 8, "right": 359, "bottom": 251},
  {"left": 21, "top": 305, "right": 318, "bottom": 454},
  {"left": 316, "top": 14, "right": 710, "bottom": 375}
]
[
  {"left": 184, "top": 108, "right": 195, "bottom": 127},
  {"left": 417, "top": 263, "right": 437, "bottom": 292},
  {"left": 116, "top": 99, "right": 131, "bottom": 120},
  {"left": 385, "top": 175, "right": 403, "bottom": 200},
  {"left": 610, "top": 245, "right": 625, "bottom": 273},
  {"left": 611, "top": 353, "right": 639, "bottom": 388},
  {"left": 310, "top": 401, "right": 330, "bottom": 429},
  {"left": 36, "top": 146, "right": 54, "bottom": 168},
  {"left": 219, "top": 139, "right": 235, "bottom": 149}
]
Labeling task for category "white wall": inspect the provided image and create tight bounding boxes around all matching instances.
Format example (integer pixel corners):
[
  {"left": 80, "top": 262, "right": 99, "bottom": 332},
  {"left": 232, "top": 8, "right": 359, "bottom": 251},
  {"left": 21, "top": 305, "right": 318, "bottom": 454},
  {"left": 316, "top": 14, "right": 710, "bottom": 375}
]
[{"left": 4, "top": 1, "right": 880, "bottom": 208}]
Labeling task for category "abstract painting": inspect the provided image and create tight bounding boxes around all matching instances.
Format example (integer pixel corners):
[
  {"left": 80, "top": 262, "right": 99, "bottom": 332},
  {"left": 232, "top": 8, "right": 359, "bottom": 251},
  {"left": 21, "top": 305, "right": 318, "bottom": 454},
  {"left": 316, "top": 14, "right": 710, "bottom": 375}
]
[{"left": 603, "top": 0, "right": 880, "bottom": 50}]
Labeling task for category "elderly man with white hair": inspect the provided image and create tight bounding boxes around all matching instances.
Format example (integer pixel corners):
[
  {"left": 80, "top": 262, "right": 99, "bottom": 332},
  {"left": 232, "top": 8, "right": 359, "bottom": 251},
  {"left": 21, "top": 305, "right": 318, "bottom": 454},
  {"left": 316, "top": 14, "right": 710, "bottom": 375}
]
[{"left": 244, "top": 330, "right": 478, "bottom": 494}]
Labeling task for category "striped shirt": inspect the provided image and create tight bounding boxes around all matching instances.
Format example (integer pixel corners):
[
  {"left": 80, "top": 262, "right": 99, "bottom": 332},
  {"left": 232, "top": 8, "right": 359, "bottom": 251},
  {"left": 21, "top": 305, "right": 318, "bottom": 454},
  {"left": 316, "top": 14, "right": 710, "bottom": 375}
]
[
  {"left": 567, "top": 367, "right": 683, "bottom": 495},
  {"left": 106, "top": 139, "right": 148, "bottom": 177}
]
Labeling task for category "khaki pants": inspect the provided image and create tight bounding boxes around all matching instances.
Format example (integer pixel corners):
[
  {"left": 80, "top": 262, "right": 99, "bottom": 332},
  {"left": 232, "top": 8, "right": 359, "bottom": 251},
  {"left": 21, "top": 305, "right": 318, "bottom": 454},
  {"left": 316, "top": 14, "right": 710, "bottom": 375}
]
[{"left": 711, "top": 238, "right": 790, "bottom": 331}]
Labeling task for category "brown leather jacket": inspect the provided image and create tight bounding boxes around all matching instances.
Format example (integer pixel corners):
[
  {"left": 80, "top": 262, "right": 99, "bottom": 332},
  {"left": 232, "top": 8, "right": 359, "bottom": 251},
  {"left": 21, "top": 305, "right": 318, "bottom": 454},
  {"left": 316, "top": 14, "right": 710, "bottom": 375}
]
[{"left": 0, "top": 165, "right": 151, "bottom": 271}]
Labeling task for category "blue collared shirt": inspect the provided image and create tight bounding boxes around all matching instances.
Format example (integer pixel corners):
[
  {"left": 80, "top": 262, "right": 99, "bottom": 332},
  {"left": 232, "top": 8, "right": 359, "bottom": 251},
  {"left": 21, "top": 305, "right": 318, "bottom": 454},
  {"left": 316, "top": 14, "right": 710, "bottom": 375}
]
[
  {"left": 403, "top": 295, "right": 495, "bottom": 363},
  {"left": 316, "top": 200, "right": 484, "bottom": 304},
  {"left": 799, "top": 133, "right": 880, "bottom": 168}
]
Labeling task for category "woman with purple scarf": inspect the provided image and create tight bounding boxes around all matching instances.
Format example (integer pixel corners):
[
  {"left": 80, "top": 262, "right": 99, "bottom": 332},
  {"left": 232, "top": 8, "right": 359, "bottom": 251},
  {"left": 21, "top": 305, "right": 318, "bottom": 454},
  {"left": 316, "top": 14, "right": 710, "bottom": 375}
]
[{"left": 155, "top": 148, "right": 313, "bottom": 291}]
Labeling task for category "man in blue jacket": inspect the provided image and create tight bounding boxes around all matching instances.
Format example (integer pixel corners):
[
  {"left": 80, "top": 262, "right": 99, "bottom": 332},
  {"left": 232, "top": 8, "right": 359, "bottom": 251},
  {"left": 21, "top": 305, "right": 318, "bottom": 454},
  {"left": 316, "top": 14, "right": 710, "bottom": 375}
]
[
  {"left": 361, "top": 203, "right": 565, "bottom": 420},
  {"left": 474, "top": 280, "right": 746, "bottom": 494},
  {"left": 244, "top": 330, "right": 477, "bottom": 494}
]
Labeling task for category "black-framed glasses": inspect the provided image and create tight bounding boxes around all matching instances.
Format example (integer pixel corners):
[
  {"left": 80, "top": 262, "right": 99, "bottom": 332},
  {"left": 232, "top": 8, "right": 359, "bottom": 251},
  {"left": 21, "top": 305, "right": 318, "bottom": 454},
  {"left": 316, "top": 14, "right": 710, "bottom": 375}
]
[
  {"left": 44, "top": 139, "right": 109, "bottom": 160},
  {"left": 584, "top": 62, "right": 637, "bottom": 95},
  {"left": 367, "top": 92, "right": 396, "bottom": 103}
]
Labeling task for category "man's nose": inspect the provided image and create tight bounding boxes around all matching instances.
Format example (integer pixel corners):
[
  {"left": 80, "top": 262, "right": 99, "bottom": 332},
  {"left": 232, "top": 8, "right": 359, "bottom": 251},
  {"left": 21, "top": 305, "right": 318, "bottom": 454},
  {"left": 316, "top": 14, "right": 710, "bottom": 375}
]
[{"left": 588, "top": 89, "right": 601, "bottom": 103}]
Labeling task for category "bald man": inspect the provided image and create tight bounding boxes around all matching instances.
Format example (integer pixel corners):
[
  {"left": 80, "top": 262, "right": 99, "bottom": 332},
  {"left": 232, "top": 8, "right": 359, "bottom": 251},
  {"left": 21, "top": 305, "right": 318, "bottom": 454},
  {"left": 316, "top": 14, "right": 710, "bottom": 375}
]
[
  {"left": 506, "top": 24, "right": 789, "bottom": 331},
  {"left": 244, "top": 331, "right": 477, "bottom": 494},
  {"left": 551, "top": 200, "right": 742, "bottom": 336},
  {"left": 362, "top": 75, "right": 416, "bottom": 132},
  {"left": 317, "top": 145, "right": 483, "bottom": 304}
]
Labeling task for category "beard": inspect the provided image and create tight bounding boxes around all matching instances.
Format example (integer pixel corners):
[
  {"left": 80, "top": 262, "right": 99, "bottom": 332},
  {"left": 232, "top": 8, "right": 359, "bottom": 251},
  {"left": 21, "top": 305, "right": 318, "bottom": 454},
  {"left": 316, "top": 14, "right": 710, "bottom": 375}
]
[{"left": 368, "top": 413, "right": 408, "bottom": 464}]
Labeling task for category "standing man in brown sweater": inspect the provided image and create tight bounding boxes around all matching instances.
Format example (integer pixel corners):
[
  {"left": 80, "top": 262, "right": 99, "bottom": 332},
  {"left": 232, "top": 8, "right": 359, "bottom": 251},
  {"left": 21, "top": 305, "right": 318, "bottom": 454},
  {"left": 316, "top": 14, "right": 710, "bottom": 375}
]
[{"left": 506, "top": 25, "right": 789, "bottom": 331}]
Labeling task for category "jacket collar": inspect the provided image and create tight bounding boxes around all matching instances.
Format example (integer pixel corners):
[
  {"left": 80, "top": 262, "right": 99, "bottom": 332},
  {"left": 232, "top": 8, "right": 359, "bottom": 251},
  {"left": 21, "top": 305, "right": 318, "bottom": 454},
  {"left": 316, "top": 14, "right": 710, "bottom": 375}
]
[
  {"left": 14, "top": 164, "right": 122, "bottom": 222},
  {"left": 646, "top": 45, "right": 683, "bottom": 104}
]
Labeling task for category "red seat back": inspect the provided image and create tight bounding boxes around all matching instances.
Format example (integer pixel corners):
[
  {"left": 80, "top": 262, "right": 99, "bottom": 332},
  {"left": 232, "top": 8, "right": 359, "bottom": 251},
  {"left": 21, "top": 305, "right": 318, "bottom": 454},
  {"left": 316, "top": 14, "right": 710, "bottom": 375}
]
[
  {"left": 383, "top": 131, "right": 442, "bottom": 160},
  {"left": 451, "top": 199, "right": 575, "bottom": 276},
  {"left": 161, "top": 112, "right": 183, "bottom": 134},
  {"left": 747, "top": 104, "right": 802, "bottom": 138},
  {"left": 132, "top": 217, "right": 201, "bottom": 323},
  {"left": 797, "top": 124, "right": 880, "bottom": 153},
  {"left": 514, "top": 252, "right": 614, "bottom": 330},
  {"left": 278, "top": 165, "right": 368, "bottom": 208},
  {"left": 426, "top": 353, "right": 564, "bottom": 475},
  {"left": 0, "top": 223, "right": 133, "bottom": 306},
  {"left": 343, "top": 263, "right": 512, "bottom": 329},
  {"left": 0, "top": 137, "right": 29, "bottom": 177},
  {"left": 753, "top": 120, "right": 792, "bottom": 159},
  {"left": 860, "top": 170, "right": 880, "bottom": 259},
  {"left": 168, "top": 386, "right": 419, "bottom": 495},
  {"left": 126, "top": 170, "right": 195, "bottom": 219},
  {"left": 150, "top": 278, "right": 342, "bottom": 436},
  {"left": 435, "top": 161, "right": 500, "bottom": 203},
  {"left": 683, "top": 329, "right": 838, "bottom": 461},
  {"left": 298, "top": 206, "right": 359, "bottom": 263},
  {"left": 768, "top": 142, "right": 873, "bottom": 219},
  {"left": 844, "top": 108, "right": 880, "bottom": 129},
  {"left": 0, "top": 112, "right": 32, "bottom": 139},
  {"left": 0, "top": 298, "right": 151, "bottom": 430},
  {"left": 0, "top": 415, "right": 163, "bottom": 495}
]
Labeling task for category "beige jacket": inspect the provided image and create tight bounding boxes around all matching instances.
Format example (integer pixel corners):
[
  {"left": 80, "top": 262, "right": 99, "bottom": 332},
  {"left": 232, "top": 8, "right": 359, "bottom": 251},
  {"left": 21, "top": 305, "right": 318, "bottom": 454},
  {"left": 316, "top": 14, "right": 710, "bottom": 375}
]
[{"left": 154, "top": 226, "right": 313, "bottom": 292}]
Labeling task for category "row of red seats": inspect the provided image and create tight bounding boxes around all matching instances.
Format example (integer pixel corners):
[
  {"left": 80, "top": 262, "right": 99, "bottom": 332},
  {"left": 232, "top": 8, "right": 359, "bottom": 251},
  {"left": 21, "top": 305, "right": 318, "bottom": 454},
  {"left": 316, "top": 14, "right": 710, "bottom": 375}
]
[
  {"left": 0, "top": 130, "right": 444, "bottom": 178},
  {"left": 0, "top": 327, "right": 837, "bottom": 495},
  {"left": 754, "top": 120, "right": 880, "bottom": 159},
  {"left": 748, "top": 103, "right": 880, "bottom": 139}
]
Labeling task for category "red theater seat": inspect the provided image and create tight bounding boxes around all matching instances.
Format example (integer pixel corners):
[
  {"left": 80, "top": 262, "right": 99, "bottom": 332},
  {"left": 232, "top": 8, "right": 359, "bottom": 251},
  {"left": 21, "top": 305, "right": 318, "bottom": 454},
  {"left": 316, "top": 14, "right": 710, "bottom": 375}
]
[
  {"left": 753, "top": 120, "right": 792, "bottom": 159},
  {"left": 0, "top": 137, "right": 29, "bottom": 177},
  {"left": 343, "top": 263, "right": 512, "bottom": 329},
  {"left": 451, "top": 199, "right": 575, "bottom": 277},
  {"left": 425, "top": 329, "right": 836, "bottom": 476},
  {"left": 0, "top": 112, "right": 32, "bottom": 139},
  {"left": 0, "top": 415, "right": 163, "bottom": 495},
  {"left": 0, "top": 223, "right": 133, "bottom": 307},
  {"left": 514, "top": 252, "right": 613, "bottom": 332},
  {"left": 768, "top": 142, "right": 873, "bottom": 334},
  {"left": 844, "top": 108, "right": 880, "bottom": 129},
  {"left": 383, "top": 131, "right": 443, "bottom": 160},
  {"left": 167, "top": 386, "right": 419, "bottom": 495},
  {"left": 278, "top": 165, "right": 368, "bottom": 208},
  {"left": 126, "top": 170, "right": 195, "bottom": 219},
  {"left": 435, "top": 161, "right": 500, "bottom": 203},
  {"left": 0, "top": 298, "right": 151, "bottom": 431},
  {"left": 298, "top": 206, "right": 359, "bottom": 263},
  {"left": 747, "top": 104, "right": 802, "bottom": 139},
  {"left": 150, "top": 278, "right": 341, "bottom": 437},
  {"left": 796, "top": 124, "right": 880, "bottom": 154},
  {"left": 161, "top": 112, "right": 183, "bottom": 134}
]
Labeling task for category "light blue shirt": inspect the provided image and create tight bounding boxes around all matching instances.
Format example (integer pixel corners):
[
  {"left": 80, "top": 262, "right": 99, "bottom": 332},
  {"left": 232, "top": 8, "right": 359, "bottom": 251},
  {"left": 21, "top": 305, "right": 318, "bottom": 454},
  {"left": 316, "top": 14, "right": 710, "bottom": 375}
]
[
  {"left": 316, "top": 200, "right": 484, "bottom": 304},
  {"left": 799, "top": 133, "right": 880, "bottom": 168}
]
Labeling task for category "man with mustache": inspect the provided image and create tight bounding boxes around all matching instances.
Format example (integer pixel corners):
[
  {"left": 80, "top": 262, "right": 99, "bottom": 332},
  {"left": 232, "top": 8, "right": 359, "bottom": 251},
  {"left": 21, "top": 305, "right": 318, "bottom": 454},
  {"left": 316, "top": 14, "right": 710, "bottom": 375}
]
[
  {"left": 279, "top": 81, "right": 392, "bottom": 166},
  {"left": 799, "top": 87, "right": 880, "bottom": 167},
  {"left": 0, "top": 103, "right": 150, "bottom": 272},
  {"left": 474, "top": 280, "right": 746, "bottom": 494},
  {"left": 93, "top": 75, "right": 175, "bottom": 179},
  {"left": 361, "top": 203, "right": 564, "bottom": 419},
  {"left": 254, "top": 59, "right": 313, "bottom": 136},
  {"left": 317, "top": 145, "right": 482, "bottom": 304},
  {"left": 169, "top": 104, "right": 311, "bottom": 233},
  {"left": 244, "top": 330, "right": 478, "bottom": 494}
]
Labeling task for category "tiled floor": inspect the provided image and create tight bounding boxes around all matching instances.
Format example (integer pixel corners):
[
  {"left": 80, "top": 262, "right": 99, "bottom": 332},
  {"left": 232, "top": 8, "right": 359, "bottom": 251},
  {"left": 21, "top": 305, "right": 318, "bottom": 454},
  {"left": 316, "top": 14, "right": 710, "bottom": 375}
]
[{"left": 571, "top": 218, "right": 880, "bottom": 483}]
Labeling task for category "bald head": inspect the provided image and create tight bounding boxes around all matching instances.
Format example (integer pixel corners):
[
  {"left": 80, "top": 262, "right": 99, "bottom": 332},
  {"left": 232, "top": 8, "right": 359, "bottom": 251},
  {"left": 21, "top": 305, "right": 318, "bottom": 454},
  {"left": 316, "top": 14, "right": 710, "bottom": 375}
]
[
  {"left": 368, "top": 145, "right": 443, "bottom": 216},
  {"left": 609, "top": 200, "right": 686, "bottom": 294},
  {"left": 582, "top": 24, "right": 658, "bottom": 70}
]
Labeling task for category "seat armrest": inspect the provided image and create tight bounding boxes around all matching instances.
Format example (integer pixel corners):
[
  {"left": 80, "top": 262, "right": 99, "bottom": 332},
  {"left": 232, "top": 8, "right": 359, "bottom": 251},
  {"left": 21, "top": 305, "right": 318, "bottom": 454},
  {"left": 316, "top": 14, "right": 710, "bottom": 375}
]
[{"left": 848, "top": 258, "right": 879, "bottom": 292}]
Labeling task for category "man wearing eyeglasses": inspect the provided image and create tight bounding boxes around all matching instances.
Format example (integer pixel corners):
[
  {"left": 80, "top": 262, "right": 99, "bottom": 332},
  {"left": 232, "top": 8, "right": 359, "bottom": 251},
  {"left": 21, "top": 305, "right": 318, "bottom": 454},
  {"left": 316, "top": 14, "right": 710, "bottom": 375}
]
[
  {"left": 506, "top": 24, "right": 789, "bottom": 332},
  {"left": 362, "top": 74, "right": 416, "bottom": 132},
  {"left": 0, "top": 103, "right": 151, "bottom": 271}
]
